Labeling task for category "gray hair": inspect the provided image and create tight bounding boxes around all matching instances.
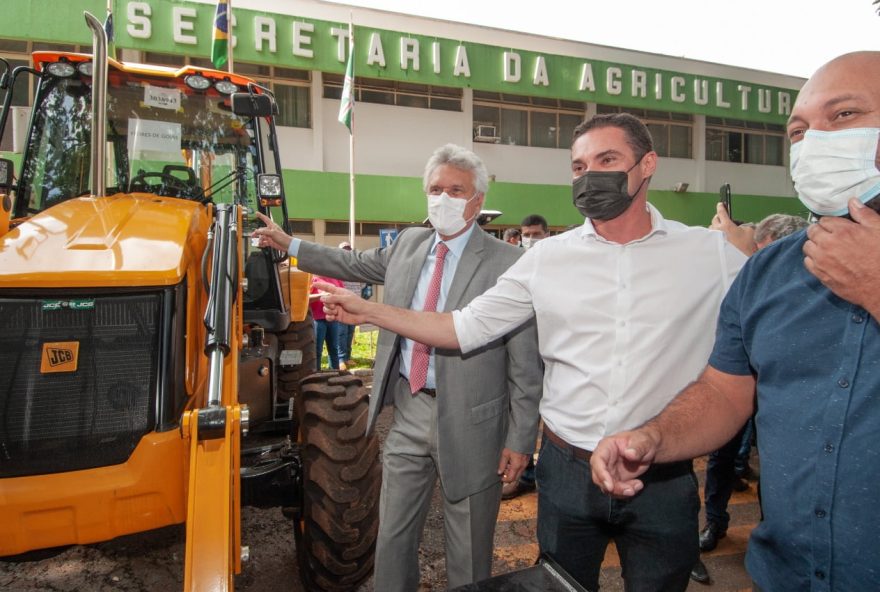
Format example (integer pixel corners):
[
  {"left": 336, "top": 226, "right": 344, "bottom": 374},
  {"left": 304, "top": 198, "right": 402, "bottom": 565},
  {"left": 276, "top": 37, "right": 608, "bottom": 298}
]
[
  {"left": 423, "top": 143, "right": 489, "bottom": 195},
  {"left": 755, "top": 214, "right": 809, "bottom": 245}
]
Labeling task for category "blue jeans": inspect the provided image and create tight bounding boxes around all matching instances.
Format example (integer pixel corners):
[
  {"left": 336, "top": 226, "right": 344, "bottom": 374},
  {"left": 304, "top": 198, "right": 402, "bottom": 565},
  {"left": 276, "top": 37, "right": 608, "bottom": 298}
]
[
  {"left": 704, "top": 422, "right": 750, "bottom": 529},
  {"left": 536, "top": 436, "right": 699, "bottom": 592},
  {"left": 336, "top": 323, "right": 356, "bottom": 362},
  {"left": 734, "top": 418, "right": 754, "bottom": 476},
  {"left": 314, "top": 319, "right": 340, "bottom": 369}
]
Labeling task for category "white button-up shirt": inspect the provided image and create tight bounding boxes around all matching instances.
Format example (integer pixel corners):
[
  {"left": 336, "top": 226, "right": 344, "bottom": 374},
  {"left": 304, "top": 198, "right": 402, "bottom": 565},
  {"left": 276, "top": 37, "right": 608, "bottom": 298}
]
[{"left": 453, "top": 204, "right": 747, "bottom": 450}]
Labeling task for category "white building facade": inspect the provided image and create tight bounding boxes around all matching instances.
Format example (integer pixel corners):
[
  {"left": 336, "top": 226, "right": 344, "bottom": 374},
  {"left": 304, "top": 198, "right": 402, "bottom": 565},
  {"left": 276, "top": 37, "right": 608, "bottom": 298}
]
[{"left": 0, "top": 0, "right": 807, "bottom": 248}]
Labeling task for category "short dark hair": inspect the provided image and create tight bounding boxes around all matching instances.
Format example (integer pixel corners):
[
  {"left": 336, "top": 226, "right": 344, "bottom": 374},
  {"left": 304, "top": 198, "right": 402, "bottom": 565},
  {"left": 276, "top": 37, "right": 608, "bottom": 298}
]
[
  {"left": 503, "top": 227, "right": 521, "bottom": 241},
  {"left": 571, "top": 113, "right": 654, "bottom": 162},
  {"left": 520, "top": 214, "right": 548, "bottom": 231}
]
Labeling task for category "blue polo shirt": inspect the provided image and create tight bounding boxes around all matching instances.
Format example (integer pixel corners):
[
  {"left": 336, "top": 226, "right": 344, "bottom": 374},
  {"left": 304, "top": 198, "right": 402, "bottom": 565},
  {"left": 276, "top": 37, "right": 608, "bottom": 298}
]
[{"left": 709, "top": 229, "right": 880, "bottom": 592}]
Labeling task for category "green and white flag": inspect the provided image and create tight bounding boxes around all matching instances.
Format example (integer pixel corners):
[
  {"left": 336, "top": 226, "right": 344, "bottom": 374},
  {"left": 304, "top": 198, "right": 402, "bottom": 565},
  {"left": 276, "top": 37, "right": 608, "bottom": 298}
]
[{"left": 338, "top": 37, "right": 354, "bottom": 132}]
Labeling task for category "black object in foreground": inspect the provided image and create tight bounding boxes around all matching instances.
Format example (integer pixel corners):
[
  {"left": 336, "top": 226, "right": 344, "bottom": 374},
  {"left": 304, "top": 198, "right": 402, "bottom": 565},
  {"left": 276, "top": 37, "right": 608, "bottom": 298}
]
[{"left": 450, "top": 554, "right": 591, "bottom": 592}]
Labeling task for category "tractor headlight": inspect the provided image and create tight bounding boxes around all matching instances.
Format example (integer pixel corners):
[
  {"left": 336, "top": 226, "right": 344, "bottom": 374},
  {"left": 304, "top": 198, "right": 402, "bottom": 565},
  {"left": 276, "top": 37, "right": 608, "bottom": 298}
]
[
  {"left": 45, "top": 61, "right": 76, "bottom": 78},
  {"left": 258, "top": 174, "right": 282, "bottom": 198}
]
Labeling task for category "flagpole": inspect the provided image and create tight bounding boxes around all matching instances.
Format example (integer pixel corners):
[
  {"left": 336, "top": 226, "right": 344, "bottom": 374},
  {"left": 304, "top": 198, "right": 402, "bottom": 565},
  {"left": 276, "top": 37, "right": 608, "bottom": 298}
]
[
  {"left": 347, "top": 17, "right": 355, "bottom": 248},
  {"left": 227, "top": 0, "right": 234, "bottom": 72},
  {"left": 106, "top": 0, "right": 115, "bottom": 60}
]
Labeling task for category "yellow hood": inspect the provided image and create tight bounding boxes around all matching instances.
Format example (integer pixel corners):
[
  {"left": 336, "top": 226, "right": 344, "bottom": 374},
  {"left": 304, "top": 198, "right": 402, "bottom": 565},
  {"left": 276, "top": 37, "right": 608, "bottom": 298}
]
[{"left": 0, "top": 194, "right": 211, "bottom": 288}]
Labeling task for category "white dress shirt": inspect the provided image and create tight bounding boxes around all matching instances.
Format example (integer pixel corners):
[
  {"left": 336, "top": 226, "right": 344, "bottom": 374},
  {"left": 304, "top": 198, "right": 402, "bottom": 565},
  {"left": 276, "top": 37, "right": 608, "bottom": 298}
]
[{"left": 452, "top": 204, "right": 747, "bottom": 450}]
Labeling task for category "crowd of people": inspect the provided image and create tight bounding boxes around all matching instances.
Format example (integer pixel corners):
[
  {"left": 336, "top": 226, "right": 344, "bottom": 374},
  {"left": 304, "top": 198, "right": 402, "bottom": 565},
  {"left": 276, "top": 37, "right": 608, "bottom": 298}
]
[{"left": 253, "top": 51, "right": 880, "bottom": 592}]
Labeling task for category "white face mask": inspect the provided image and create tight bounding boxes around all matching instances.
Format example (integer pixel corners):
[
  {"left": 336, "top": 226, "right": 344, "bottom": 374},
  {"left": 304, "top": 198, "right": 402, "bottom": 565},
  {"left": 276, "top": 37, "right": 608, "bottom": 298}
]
[
  {"left": 426, "top": 192, "right": 477, "bottom": 236},
  {"left": 521, "top": 236, "right": 534, "bottom": 250},
  {"left": 790, "top": 128, "right": 880, "bottom": 216}
]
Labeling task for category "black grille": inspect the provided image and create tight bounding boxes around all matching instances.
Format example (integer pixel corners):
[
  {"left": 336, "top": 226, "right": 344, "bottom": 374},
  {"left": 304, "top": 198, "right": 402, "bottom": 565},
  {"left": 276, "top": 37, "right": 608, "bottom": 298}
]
[{"left": 0, "top": 292, "right": 161, "bottom": 477}]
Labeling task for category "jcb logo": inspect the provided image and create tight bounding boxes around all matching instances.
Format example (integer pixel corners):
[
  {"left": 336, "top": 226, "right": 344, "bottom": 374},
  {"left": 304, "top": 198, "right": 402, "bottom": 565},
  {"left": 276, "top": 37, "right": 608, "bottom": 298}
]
[
  {"left": 40, "top": 342, "right": 79, "bottom": 374},
  {"left": 47, "top": 348, "right": 74, "bottom": 366}
]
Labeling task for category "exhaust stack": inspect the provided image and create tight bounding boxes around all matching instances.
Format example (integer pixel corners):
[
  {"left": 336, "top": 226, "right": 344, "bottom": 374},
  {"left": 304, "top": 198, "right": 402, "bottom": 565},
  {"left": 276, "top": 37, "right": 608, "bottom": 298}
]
[{"left": 83, "top": 12, "right": 108, "bottom": 198}]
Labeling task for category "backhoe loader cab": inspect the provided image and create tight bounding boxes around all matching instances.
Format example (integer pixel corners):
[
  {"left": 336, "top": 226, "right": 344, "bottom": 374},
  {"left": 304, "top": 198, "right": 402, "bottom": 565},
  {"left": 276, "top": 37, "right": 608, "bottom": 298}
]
[{"left": 0, "top": 13, "right": 380, "bottom": 592}]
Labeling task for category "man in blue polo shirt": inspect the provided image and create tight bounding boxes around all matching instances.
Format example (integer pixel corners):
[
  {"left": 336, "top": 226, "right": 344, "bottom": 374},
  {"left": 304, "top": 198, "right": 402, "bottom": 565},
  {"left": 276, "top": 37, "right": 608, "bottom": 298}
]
[{"left": 591, "top": 51, "right": 880, "bottom": 591}]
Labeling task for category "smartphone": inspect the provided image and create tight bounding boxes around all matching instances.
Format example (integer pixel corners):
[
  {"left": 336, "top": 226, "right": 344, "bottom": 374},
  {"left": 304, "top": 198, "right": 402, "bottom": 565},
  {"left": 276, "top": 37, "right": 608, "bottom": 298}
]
[{"left": 720, "top": 183, "right": 732, "bottom": 219}]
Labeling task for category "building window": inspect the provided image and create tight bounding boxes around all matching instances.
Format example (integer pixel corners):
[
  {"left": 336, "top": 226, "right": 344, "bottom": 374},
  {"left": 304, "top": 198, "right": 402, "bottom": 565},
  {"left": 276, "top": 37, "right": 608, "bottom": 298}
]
[
  {"left": 323, "top": 74, "right": 462, "bottom": 112},
  {"left": 706, "top": 118, "right": 785, "bottom": 166},
  {"left": 473, "top": 93, "right": 584, "bottom": 148},
  {"left": 273, "top": 85, "right": 310, "bottom": 128},
  {"left": 144, "top": 52, "right": 185, "bottom": 67},
  {"left": 596, "top": 105, "right": 693, "bottom": 159},
  {"left": 473, "top": 92, "right": 584, "bottom": 148},
  {"left": 289, "top": 220, "right": 314, "bottom": 234}
]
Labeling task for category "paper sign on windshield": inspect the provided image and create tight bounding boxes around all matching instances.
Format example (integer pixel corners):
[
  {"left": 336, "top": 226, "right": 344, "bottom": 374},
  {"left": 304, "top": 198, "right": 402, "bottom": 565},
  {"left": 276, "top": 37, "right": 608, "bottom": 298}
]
[
  {"left": 144, "top": 85, "right": 181, "bottom": 110},
  {"left": 128, "top": 118, "right": 182, "bottom": 155}
]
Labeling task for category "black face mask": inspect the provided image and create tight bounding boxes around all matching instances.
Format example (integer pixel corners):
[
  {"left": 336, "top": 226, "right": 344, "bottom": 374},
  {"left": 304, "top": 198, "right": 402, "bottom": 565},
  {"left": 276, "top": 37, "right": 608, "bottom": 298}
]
[{"left": 572, "top": 159, "right": 648, "bottom": 221}]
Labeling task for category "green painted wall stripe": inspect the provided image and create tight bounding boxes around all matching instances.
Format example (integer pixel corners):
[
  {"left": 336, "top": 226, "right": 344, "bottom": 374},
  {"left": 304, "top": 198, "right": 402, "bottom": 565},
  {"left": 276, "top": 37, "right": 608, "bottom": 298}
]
[
  {"left": 648, "top": 190, "right": 807, "bottom": 226},
  {"left": 0, "top": 148, "right": 803, "bottom": 227},
  {"left": 0, "top": 0, "right": 799, "bottom": 124},
  {"left": 281, "top": 169, "right": 806, "bottom": 228}
]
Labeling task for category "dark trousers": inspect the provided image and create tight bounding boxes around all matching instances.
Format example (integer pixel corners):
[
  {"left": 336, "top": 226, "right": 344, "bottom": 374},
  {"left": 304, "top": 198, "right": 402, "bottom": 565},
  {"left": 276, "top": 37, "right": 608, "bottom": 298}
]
[
  {"left": 704, "top": 423, "right": 749, "bottom": 529},
  {"left": 314, "top": 319, "right": 339, "bottom": 369},
  {"left": 735, "top": 419, "right": 754, "bottom": 475},
  {"left": 520, "top": 457, "right": 536, "bottom": 485},
  {"left": 536, "top": 436, "right": 699, "bottom": 592}
]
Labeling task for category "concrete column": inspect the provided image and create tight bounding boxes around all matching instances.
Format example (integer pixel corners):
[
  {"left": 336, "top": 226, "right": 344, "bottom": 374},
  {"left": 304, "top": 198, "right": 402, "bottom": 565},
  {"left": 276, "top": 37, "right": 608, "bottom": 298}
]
[
  {"left": 463, "top": 87, "right": 474, "bottom": 148},
  {"left": 311, "top": 70, "right": 325, "bottom": 172},
  {"left": 693, "top": 114, "right": 707, "bottom": 193}
]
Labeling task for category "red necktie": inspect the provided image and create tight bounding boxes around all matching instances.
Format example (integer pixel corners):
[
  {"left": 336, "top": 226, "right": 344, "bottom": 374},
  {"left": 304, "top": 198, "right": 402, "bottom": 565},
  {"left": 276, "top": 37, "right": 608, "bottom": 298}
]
[{"left": 409, "top": 242, "right": 449, "bottom": 393}]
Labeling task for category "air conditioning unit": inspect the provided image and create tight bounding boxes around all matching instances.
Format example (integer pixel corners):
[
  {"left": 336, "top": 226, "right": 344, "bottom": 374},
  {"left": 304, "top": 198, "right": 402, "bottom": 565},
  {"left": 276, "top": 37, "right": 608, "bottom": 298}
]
[{"left": 473, "top": 124, "right": 500, "bottom": 143}]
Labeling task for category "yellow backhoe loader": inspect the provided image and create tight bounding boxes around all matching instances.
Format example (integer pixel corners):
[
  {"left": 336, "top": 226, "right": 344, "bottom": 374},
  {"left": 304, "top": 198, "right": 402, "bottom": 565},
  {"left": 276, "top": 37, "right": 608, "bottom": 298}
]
[{"left": 0, "top": 12, "right": 380, "bottom": 591}]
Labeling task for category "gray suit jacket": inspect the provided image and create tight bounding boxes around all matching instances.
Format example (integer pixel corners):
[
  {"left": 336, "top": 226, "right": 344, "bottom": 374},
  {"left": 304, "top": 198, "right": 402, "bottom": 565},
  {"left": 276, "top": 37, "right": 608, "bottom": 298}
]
[{"left": 297, "top": 226, "right": 542, "bottom": 501}]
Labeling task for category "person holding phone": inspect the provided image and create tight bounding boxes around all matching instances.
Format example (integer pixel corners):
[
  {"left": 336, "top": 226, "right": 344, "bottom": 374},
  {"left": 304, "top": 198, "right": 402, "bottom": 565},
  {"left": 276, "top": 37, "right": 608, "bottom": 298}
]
[{"left": 593, "top": 51, "right": 880, "bottom": 591}]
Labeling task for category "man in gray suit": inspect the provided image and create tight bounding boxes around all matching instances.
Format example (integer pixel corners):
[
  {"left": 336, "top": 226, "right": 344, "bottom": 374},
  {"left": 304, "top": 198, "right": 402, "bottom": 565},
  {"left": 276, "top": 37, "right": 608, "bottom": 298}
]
[{"left": 254, "top": 144, "right": 542, "bottom": 591}]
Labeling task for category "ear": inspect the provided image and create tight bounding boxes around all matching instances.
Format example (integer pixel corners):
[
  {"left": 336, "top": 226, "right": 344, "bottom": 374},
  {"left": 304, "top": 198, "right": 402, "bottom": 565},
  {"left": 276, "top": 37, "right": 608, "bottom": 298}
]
[{"left": 640, "top": 151, "right": 658, "bottom": 178}]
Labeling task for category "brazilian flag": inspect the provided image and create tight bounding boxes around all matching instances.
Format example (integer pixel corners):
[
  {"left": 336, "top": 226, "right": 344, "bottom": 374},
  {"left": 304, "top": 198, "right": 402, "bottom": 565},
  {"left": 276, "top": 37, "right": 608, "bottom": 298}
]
[{"left": 211, "top": 0, "right": 229, "bottom": 69}]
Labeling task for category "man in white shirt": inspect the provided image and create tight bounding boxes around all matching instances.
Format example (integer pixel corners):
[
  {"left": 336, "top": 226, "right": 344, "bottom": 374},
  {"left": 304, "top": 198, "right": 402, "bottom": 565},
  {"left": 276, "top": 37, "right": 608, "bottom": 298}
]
[{"left": 317, "top": 113, "right": 746, "bottom": 591}]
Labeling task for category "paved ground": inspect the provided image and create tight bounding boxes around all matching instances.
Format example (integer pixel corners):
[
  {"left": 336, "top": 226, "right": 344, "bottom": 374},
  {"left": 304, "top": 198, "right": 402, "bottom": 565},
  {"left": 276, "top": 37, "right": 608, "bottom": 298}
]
[{"left": 0, "top": 381, "right": 760, "bottom": 591}]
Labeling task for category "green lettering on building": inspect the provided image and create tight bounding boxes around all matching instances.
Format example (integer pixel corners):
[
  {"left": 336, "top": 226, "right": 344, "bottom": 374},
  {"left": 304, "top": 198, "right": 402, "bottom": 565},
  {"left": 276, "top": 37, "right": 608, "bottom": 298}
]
[{"left": 0, "top": 0, "right": 797, "bottom": 124}]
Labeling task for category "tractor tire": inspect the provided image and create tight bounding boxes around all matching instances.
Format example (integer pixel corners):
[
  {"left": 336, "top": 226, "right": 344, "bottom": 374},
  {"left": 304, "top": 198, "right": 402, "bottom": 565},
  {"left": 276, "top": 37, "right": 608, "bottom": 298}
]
[
  {"left": 277, "top": 312, "right": 317, "bottom": 403},
  {"left": 295, "top": 371, "right": 381, "bottom": 592}
]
